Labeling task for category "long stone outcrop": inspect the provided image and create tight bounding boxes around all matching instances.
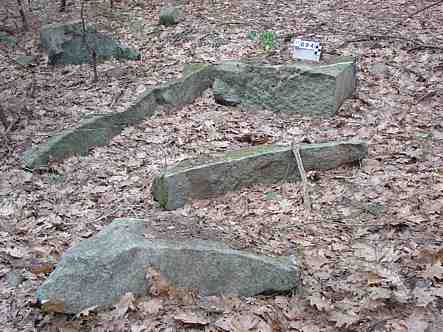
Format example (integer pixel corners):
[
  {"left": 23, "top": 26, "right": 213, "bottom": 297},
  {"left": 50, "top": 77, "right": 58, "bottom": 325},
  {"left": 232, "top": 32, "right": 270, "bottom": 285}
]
[
  {"left": 152, "top": 141, "right": 368, "bottom": 210},
  {"left": 23, "top": 58, "right": 356, "bottom": 169},
  {"left": 36, "top": 218, "right": 300, "bottom": 314},
  {"left": 23, "top": 64, "right": 213, "bottom": 169}
]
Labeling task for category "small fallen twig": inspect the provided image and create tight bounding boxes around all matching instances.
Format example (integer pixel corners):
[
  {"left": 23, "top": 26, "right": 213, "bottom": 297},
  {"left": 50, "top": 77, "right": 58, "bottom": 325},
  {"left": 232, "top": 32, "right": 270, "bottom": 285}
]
[
  {"left": 401, "top": 0, "right": 443, "bottom": 22},
  {"left": 109, "top": 88, "right": 124, "bottom": 108},
  {"left": 407, "top": 44, "right": 443, "bottom": 53},
  {"left": 292, "top": 142, "right": 312, "bottom": 212},
  {"left": 338, "top": 34, "right": 418, "bottom": 49},
  {"left": 415, "top": 90, "right": 437, "bottom": 103}
]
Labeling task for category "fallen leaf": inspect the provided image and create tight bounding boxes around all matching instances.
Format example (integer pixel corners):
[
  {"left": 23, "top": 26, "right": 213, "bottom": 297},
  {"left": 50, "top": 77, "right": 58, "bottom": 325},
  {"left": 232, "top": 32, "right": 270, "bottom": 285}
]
[
  {"left": 145, "top": 266, "right": 170, "bottom": 296},
  {"left": 235, "top": 132, "right": 272, "bottom": 145},
  {"left": 113, "top": 292, "right": 136, "bottom": 318},
  {"left": 76, "top": 305, "right": 98, "bottom": 318},
  {"left": 214, "top": 317, "right": 234, "bottom": 331},
  {"left": 369, "top": 287, "right": 392, "bottom": 301},
  {"left": 5, "top": 247, "right": 26, "bottom": 259},
  {"left": 421, "top": 263, "right": 443, "bottom": 280},
  {"left": 367, "top": 271, "right": 385, "bottom": 286},
  {"left": 30, "top": 259, "right": 55, "bottom": 274},
  {"left": 174, "top": 311, "right": 209, "bottom": 326},
  {"left": 237, "top": 314, "right": 261, "bottom": 330},
  {"left": 40, "top": 299, "right": 65, "bottom": 313},
  {"left": 328, "top": 310, "right": 359, "bottom": 328},
  {"left": 140, "top": 298, "right": 162, "bottom": 315},
  {"left": 412, "top": 287, "right": 434, "bottom": 307},
  {"left": 405, "top": 319, "right": 429, "bottom": 332},
  {"left": 308, "top": 294, "right": 333, "bottom": 312}
]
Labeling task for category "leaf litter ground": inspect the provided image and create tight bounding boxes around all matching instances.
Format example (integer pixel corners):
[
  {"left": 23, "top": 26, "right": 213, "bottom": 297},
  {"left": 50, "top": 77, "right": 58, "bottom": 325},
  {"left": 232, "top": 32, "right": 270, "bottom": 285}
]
[{"left": 0, "top": 0, "right": 442, "bottom": 331}]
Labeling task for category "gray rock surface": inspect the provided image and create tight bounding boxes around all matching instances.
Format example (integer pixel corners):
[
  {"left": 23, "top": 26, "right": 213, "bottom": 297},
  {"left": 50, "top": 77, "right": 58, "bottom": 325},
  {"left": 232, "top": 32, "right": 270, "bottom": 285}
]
[
  {"left": 15, "top": 55, "right": 36, "bottom": 66},
  {"left": 36, "top": 218, "right": 300, "bottom": 314},
  {"left": 212, "top": 57, "right": 356, "bottom": 116},
  {"left": 213, "top": 79, "right": 241, "bottom": 106},
  {"left": 152, "top": 141, "right": 368, "bottom": 210},
  {"left": 40, "top": 21, "right": 140, "bottom": 65},
  {"left": 159, "top": 6, "right": 181, "bottom": 26},
  {"left": 23, "top": 65, "right": 212, "bottom": 169}
]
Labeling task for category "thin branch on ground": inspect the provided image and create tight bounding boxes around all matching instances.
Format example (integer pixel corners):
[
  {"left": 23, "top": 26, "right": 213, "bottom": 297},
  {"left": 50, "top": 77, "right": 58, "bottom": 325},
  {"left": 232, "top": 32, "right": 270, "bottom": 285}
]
[
  {"left": 338, "top": 34, "right": 423, "bottom": 48},
  {"left": 403, "top": 0, "right": 443, "bottom": 22},
  {"left": 408, "top": 44, "right": 443, "bottom": 53},
  {"left": 292, "top": 142, "right": 312, "bottom": 212}
]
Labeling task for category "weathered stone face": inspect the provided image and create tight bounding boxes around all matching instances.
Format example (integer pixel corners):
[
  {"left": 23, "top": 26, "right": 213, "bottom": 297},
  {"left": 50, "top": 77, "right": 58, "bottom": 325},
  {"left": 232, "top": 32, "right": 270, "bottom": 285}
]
[
  {"left": 40, "top": 21, "right": 140, "bottom": 65},
  {"left": 159, "top": 6, "right": 181, "bottom": 26},
  {"left": 36, "top": 218, "right": 300, "bottom": 314},
  {"left": 212, "top": 58, "right": 356, "bottom": 116},
  {"left": 152, "top": 141, "right": 368, "bottom": 210}
]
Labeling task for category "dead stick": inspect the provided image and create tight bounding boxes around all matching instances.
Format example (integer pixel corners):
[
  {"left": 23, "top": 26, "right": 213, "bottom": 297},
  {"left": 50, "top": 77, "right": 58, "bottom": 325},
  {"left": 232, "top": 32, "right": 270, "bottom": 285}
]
[
  {"left": 404, "top": 0, "right": 443, "bottom": 21},
  {"left": 0, "top": 104, "right": 9, "bottom": 129},
  {"left": 292, "top": 142, "right": 312, "bottom": 211},
  {"left": 390, "top": 0, "right": 443, "bottom": 30}
]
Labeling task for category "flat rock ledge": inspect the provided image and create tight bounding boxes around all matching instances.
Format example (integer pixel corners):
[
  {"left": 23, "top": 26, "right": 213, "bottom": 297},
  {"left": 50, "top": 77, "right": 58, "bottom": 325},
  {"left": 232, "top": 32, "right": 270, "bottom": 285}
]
[
  {"left": 36, "top": 218, "right": 300, "bottom": 314},
  {"left": 152, "top": 140, "right": 368, "bottom": 210},
  {"left": 24, "top": 58, "right": 355, "bottom": 169}
]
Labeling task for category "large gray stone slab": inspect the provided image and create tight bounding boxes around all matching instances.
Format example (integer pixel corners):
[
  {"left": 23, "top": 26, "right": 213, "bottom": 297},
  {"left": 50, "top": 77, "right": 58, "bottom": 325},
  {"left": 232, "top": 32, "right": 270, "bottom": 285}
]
[
  {"left": 40, "top": 21, "right": 140, "bottom": 65},
  {"left": 152, "top": 141, "right": 368, "bottom": 210},
  {"left": 23, "top": 65, "right": 212, "bottom": 169},
  {"left": 36, "top": 218, "right": 300, "bottom": 314},
  {"left": 212, "top": 57, "right": 356, "bottom": 116}
]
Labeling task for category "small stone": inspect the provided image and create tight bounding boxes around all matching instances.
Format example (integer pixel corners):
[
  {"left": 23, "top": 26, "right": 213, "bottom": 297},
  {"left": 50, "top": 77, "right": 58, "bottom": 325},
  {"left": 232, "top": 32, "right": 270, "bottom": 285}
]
[
  {"left": 6, "top": 270, "right": 25, "bottom": 288},
  {"left": 159, "top": 6, "right": 181, "bottom": 26},
  {"left": 15, "top": 55, "right": 36, "bottom": 66}
]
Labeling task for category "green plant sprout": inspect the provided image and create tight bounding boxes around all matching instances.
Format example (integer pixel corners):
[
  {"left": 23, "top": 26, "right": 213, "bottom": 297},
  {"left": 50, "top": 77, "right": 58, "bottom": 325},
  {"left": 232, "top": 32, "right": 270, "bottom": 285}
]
[
  {"left": 247, "top": 31, "right": 276, "bottom": 50},
  {"left": 260, "top": 31, "right": 275, "bottom": 50},
  {"left": 247, "top": 31, "right": 258, "bottom": 40}
]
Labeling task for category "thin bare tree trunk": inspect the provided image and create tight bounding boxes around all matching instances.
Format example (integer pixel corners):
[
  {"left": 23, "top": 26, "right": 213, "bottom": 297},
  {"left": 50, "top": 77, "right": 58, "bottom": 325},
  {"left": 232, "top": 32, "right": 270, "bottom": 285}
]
[
  {"left": 59, "top": 0, "right": 66, "bottom": 12},
  {"left": 15, "top": 0, "right": 28, "bottom": 31},
  {"left": 80, "top": 0, "right": 98, "bottom": 82},
  {"left": 0, "top": 104, "right": 9, "bottom": 130}
]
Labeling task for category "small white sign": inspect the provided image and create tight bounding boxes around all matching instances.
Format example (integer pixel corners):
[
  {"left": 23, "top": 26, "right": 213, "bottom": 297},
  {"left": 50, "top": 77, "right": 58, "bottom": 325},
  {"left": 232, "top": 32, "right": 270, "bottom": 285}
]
[{"left": 292, "top": 38, "right": 322, "bottom": 62}]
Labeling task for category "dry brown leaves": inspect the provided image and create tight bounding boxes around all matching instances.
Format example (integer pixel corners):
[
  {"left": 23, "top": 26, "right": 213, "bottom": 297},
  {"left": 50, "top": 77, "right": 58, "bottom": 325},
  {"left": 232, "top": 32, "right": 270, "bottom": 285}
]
[{"left": 0, "top": 0, "right": 442, "bottom": 331}]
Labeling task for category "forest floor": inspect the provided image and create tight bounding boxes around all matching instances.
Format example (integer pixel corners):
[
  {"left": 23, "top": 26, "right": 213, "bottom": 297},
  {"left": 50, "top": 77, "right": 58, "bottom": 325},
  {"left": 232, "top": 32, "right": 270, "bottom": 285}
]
[{"left": 0, "top": 0, "right": 442, "bottom": 331}]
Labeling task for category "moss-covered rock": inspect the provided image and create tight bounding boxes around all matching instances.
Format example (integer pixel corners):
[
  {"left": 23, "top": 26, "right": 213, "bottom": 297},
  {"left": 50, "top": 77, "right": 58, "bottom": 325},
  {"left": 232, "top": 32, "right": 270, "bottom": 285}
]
[
  {"left": 40, "top": 21, "right": 140, "bottom": 65},
  {"left": 159, "top": 6, "right": 181, "bottom": 26}
]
